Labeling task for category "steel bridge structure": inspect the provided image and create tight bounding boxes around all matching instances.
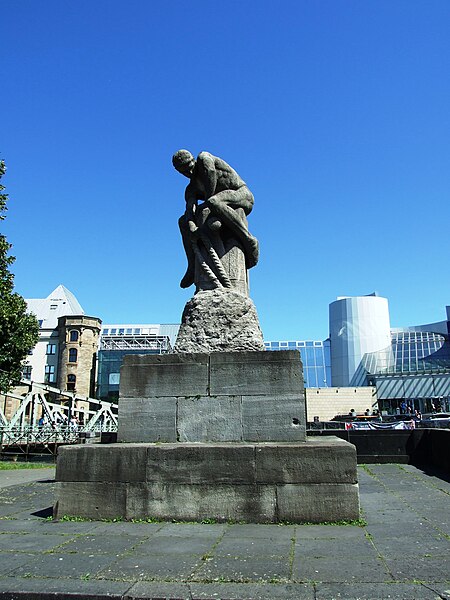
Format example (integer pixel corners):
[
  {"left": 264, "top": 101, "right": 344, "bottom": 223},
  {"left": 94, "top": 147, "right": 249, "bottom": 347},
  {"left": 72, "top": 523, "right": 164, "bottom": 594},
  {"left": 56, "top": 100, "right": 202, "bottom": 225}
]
[{"left": 0, "top": 380, "right": 118, "bottom": 460}]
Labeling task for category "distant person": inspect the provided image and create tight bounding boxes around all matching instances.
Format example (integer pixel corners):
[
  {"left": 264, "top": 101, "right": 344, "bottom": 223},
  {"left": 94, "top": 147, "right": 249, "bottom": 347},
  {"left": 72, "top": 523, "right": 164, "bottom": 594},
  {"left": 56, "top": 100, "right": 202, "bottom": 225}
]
[
  {"left": 364, "top": 408, "right": 372, "bottom": 416},
  {"left": 349, "top": 409, "right": 356, "bottom": 417},
  {"left": 414, "top": 409, "right": 422, "bottom": 420}
]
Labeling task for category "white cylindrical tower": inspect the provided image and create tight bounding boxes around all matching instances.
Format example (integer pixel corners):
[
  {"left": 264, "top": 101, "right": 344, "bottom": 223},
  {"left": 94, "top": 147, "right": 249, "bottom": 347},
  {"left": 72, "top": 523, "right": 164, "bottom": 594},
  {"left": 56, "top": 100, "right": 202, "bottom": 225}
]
[{"left": 329, "top": 294, "right": 391, "bottom": 387}]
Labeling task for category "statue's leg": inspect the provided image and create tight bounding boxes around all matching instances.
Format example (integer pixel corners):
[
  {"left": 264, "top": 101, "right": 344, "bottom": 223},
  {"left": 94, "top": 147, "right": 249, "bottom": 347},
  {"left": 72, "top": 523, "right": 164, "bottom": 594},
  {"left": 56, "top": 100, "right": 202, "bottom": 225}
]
[
  {"left": 207, "top": 190, "right": 259, "bottom": 268},
  {"left": 178, "top": 216, "right": 195, "bottom": 288}
]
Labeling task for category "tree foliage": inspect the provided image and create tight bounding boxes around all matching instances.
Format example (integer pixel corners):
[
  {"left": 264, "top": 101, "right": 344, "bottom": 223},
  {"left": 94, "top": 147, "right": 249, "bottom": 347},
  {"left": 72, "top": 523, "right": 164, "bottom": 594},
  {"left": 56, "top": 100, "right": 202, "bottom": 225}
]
[{"left": 0, "top": 160, "right": 39, "bottom": 392}]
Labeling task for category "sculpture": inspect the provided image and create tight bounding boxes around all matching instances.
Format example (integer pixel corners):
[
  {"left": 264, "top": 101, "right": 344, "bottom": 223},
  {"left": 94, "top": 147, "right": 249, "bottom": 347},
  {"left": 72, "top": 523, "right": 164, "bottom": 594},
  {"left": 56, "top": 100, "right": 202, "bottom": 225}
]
[
  {"left": 173, "top": 150, "right": 264, "bottom": 353},
  {"left": 173, "top": 150, "right": 259, "bottom": 294}
]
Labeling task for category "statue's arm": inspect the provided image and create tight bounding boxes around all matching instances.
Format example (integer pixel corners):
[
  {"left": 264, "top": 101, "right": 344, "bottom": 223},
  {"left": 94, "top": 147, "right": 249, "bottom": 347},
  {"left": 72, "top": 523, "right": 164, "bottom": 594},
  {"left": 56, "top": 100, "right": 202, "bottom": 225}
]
[
  {"left": 197, "top": 152, "right": 217, "bottom": 199},
  {"left": 184, "top": 183, "right": 197, "bottom": 221}
]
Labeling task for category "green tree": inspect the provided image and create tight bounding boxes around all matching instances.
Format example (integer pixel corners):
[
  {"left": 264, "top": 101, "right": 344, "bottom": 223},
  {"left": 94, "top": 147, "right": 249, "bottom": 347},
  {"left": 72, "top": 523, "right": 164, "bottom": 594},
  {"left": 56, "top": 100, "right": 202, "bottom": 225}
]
[{"left": 0, "top": 160, "right": 39, "bottom": 392}]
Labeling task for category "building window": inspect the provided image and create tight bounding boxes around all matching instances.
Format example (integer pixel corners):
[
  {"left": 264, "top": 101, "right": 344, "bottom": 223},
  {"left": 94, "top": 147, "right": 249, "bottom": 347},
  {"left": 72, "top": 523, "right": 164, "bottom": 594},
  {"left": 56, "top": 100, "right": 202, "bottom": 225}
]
[
  {"left": 45, "top": 365, "right": 55, "bottom": 383},
  {"left": 46, "top": 344, "right": 57, "bottom": 355},
  {"left": 70, "top": 330, "right": 79, "bottom": 342},
  {"left": 50, "top": 304, "right": 57, "bottom": 310},
  {"left": 67, "top": 374, "right": 76, "bottom": 391},
  {"left": 22, "top": 365, "right": 32, "bottom": 380},
  {"left": 69, "top": 348, "right": 78, "bottom": 363}
]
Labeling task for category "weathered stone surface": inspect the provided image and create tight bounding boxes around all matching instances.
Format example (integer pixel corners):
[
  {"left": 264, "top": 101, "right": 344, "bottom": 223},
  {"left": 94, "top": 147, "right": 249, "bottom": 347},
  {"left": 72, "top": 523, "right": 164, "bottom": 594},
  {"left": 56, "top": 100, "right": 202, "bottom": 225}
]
[
  {"left": 55, "top": 439, "right": 359, "bottom": 523},
  {"left": 242, "top": 395, "right": 306, "bottom": 442},
  {"left": 118, "top": 397, "right": 177, "bottom": 443},
  {"left": 54, "top": 482, "right": 127, "bottom": 520},
  {"left": 177, "top": 395, "right": 242, "bottom": 442},
  {"left": 210, "top": 350, "right": 303, "bottom": 396},
  {"left": 174, "top": 289, "right": 264, "bottom": 353},
  {"left": 119, "top": 353, "right": 209, "bottom": 398},
  {"left": 145, "top": 444, "right": 256, "bottom": 484},
  {"left": 277, "top": 483, "right": 360, "bottom": 523},
  {"left": 118, "top": 350, "right": 306, "bottom": 443},
  {"left": 126, "top": 483, "right": 276, "bottom": 523},
  {"left": 56, "top": 444, "right": 147, "bottom": 482},
  {"left": 255, "top": 438, "right": 358, "bottom": 484}
]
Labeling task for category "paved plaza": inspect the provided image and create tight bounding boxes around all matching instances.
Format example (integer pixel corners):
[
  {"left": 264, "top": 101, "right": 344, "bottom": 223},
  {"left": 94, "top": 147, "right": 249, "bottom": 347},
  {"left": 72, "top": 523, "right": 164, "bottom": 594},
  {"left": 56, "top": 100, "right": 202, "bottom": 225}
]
[{"left": 0, "top": 463, "right": 448, "bottom": 599}]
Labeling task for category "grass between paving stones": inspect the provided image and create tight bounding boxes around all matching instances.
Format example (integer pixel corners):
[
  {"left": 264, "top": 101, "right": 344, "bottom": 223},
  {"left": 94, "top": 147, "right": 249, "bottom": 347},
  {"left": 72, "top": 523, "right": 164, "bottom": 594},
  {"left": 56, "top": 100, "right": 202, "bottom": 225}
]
[
  {"left": 0, "top": 461, "right": 54, "bottom": 470},
  {"left": 57, "top": 514, "right": 368, "bottom": 527}
]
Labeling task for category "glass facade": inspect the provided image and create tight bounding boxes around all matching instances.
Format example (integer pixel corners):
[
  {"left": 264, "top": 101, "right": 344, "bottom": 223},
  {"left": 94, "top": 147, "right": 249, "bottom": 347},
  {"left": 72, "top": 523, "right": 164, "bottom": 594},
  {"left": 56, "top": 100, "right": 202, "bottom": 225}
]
[
  {"left": 97, "top": 348, "right": 163, "bottom": 401},
  {"left": 264, "top": 340, "right": 331, "bottom": 387},
  {"left": 360, "top": 331, "right": 450, "bottom": 377},
  {"left": 96, "top": 325, "right": 179, "bottom": 401}
]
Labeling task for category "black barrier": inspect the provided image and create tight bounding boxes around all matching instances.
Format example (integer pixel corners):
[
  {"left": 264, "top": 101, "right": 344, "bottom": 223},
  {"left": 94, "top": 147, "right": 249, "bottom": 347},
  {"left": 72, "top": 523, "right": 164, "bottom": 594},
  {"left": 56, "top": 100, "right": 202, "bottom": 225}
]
[{"left": 306, "top": 428, "right": 450, "bottom": 473}]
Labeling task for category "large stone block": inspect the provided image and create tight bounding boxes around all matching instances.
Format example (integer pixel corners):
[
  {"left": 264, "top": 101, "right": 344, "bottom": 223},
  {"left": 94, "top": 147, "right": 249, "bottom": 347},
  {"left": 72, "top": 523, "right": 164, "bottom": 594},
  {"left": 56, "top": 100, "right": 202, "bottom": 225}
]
[
  {"left": 54, "top": 482, "right": 127, "bottom": 520},
  {"left": 118, "top": 397, "right": 177, "bottom": 443},
  {"left": 209, "top": 350, "right": 303, "bottom": 396},
  {"left": 119, "top": 353, "right": 209, "bottom": 398},
  {"left": 125, "top": 483, "right": 276, "bottom": 523},
  {"left": 177, "top": 395, "right": 242, "bottom": 442},
  {"left": 277, "top": 483, "right": 360, "bottom": 523},
  {"left": 242, "top": 394, "right": 306, "bottom": 442},
  {"left": 56, "top": 444, "right": 147, "bottom": 482},
  {"left": 145, "top": 444, "right": 256, "bottom": 484},
  {"left": 255, "top": 438, "right": 357, "bottom": 484}
]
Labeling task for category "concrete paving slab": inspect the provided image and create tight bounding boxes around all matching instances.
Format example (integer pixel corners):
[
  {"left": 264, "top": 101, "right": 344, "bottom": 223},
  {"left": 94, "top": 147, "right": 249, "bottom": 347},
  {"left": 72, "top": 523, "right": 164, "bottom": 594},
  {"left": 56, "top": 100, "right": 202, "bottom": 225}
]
[
  {"left": 295, "top": 537, "right": 375, "bottom": 558},
  {"left": 192, "top": 555, "right": 291, "bottom": 583},
  {"left": 315, "top": 582, "right": 448, "bottom": 599},
  {"left": 0, "top": 552, "right": 38, "bottom": 576},
  {"left": 133, "top": 534, "right": 218, "bottom": 555},
  {"left": 189, "top": 581, "right": 314, "bottom": 599},
  {"left": 126, "top": 581, "right": 191, "bottom": 599},
  {"left": 98, "top": 553, "right": 202, "bottom": 581},
  {"left": 0, "top": 467, "right": 55, "bottom": 489},
  {"left": 384, "top": 555, "right": 449, "bottom": 583},
  {"left": 0, "top": 463, "right": 448, "bottom": 599},
  {"left": 57, "top": 533, "right": 147, "bottom": 555},
  {"left": 10, "top": 551, "right": 117, "bottom": 579},
  {"left": 292, "top": 555, "right": 391, "bottom": 583},
  {"left": 0, "top": 532, "right": 72, "bottom": 553},
  {"left": 0, "top": 575, "right": 132, "bottom": 598},
  {"left": 214, "top": 537, "right": 292, "bottom": 558},
  {"left": 223, "top": 523, "right": 295, "bottom": 540}
]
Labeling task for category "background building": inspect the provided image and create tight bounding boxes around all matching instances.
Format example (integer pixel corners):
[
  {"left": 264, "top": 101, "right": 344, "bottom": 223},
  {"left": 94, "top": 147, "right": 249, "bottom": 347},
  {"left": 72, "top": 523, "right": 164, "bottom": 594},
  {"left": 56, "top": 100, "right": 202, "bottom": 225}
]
[
  {"left": 22, "top": 285, "right": 449, "bottom": 420},
  {"left": 97, "top": 324, "right": 179, "bottom": 401},
  {"left": 264, "top": 340, "right": 331, "bottom": 388},
  {"left": 329, "top": 293, "right": 392, "bottom": 387},
  {"left": 329, "top": 296, "right": 450, "bottom": 414},
  {"left": 24, "top": 285, "right": 100, "bottom": 389}
]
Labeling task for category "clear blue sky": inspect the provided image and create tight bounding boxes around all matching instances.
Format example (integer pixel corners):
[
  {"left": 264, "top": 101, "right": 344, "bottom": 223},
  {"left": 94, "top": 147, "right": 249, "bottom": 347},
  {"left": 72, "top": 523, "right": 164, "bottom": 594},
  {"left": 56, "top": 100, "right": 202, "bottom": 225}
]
[{"left": 2, "top": 0, "right": 449, "bottom": 340}]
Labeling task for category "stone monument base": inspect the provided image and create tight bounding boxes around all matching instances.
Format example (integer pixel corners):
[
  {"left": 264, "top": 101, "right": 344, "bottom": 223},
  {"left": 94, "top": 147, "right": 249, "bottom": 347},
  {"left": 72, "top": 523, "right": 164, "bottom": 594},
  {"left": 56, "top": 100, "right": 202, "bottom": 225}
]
[
  {"left": 54, "top": 437, "right": 359, "bottom": 523},
  {"left": 54, "top": 350, "right": 360, "bottom": 523}
]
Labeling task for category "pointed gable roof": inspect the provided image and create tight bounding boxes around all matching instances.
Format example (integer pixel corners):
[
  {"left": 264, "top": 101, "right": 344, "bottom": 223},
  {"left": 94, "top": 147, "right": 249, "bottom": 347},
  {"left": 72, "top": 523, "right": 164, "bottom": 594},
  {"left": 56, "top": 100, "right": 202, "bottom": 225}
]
[{"left": 26, "top": 285, "right": 85, "bottom": 329}]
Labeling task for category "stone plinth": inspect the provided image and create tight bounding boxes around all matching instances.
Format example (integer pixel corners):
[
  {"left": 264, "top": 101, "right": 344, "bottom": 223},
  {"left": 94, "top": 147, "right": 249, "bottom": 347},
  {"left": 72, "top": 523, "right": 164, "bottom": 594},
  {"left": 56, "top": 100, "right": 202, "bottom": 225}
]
[
  {"left": 55, "top": 349, "right": 360, "bottom": 523},
  {"left": 117, "top": 350, "right": 305, "bottom": 443},
  {"left": 54, "top": 437, "right": 360, "bottom": 523}
]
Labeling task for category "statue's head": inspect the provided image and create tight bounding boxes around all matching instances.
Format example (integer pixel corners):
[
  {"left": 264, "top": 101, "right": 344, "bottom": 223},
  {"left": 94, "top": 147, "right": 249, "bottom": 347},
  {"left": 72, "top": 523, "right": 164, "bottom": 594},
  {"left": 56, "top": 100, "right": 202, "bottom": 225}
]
[{"left": 172, "top": 149, "right": 196, "bottom": 178}]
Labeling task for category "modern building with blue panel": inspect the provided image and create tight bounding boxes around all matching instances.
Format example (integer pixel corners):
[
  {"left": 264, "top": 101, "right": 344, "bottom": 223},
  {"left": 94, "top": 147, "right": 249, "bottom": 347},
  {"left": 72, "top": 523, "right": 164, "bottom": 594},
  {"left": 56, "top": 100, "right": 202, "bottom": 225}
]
[
  {"left": 329, "top": 296, "right": 450, "bottom": 413},
  {"left": 97, "top": 324, "right": 179, "bottom": 400},
  {"left": 264, "top": 340, "right": 331, "bottom": 388}
]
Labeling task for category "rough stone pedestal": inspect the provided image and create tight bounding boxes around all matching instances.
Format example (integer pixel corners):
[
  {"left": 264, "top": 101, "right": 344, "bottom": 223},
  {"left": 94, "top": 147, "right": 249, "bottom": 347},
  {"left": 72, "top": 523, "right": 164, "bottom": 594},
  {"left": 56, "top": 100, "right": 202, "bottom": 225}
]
[
  {"left": 54, "top": 438, "right": 359, "bottom": 523},
  {"left": 54, "top": 351, "right": 360, "bottom": 523}
]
